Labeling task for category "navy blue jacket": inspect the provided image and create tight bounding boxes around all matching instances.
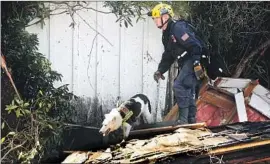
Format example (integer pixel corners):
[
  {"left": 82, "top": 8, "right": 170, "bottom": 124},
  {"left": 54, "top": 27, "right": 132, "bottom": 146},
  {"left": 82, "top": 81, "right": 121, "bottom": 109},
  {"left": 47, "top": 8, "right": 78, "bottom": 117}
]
[{"left": 158, "top": 19, "right": 203, "bottom": 74}]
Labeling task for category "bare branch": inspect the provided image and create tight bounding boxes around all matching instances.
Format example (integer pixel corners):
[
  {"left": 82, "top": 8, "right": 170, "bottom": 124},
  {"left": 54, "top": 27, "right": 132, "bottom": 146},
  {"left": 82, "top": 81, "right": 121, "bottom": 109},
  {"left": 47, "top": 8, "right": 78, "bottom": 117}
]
[
  {"left": 25, "top": 19, "right": 45, "bottom": 27},
  {"left": 87, "top": 33, "right": 98, "bottom": 91},
  {"left": 80, "top": 6, "right": 112, "bottom": 14},
  {"left": 49, "top": 1, "right": 112, "bottom": 14},
  {"left": 233, "top": 39, "right": 270, "bottom": 78},
  {"left": 238, "top": 31, "right": 269, "bottom": 35},
  {"left": 49, "top": 10, "right": 67, "bottom": 16},
  {"left": 1, "top": 141, "right": 27, "bottom": 162},
  {"left": 75, "top": 12, "right": 113, "bottom": 47},
  {"left": 26, "top": 1, "right": 112, "bottom": 28}
]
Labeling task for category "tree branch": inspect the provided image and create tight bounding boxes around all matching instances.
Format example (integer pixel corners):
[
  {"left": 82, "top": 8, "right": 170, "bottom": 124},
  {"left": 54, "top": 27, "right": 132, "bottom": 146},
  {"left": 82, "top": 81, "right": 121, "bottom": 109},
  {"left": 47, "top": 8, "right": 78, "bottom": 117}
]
[
  {"left": 1, "top": 141, "right": 27, "bottom": 162},
  {"left": 49, "top": 1, "right": 112, "bottom": 14},
  {"left": 26, "top": 2, "right": 112, "bottom": 28},
  {"left": 80, "top": 6, "right": 112, "bottom": 14},
  {"left": 232, "top": 39, "right": 270, "bottom": 78},
  {"left": 238, "top": 31, "right": 269, "bottom": 35},
  {"left": 75, "top": 12, "right": 113, "bottom": 46}
]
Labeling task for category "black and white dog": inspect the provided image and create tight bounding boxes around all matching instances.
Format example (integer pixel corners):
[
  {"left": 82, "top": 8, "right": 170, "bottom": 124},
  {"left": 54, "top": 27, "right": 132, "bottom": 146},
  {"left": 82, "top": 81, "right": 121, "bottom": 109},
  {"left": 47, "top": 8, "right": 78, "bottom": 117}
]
[{"left": 99, "top": 94, "right": 153, "bottom": 140}]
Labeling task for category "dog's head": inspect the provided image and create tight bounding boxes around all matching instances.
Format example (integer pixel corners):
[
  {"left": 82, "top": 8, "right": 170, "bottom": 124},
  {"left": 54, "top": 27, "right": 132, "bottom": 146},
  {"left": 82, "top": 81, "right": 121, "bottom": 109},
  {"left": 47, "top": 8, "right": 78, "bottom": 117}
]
[{"left": 99, "top": 108, "right": 123, "bottom": 136}]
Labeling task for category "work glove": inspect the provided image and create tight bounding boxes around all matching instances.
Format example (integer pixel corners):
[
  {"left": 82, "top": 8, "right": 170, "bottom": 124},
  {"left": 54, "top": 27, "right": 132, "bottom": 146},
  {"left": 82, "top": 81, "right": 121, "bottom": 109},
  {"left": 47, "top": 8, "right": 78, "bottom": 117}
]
[
  {"left": 193, "top": 60, "right": 205, "bottom": 80},
  {"left": 153, "top": 71, "right": 165, "bottom": 83}
]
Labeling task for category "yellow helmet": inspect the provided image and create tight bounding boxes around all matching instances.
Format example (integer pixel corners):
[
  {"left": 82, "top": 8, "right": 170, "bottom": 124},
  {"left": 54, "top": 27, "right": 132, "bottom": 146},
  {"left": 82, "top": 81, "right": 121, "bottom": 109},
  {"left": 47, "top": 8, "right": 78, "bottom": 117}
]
[{"left": 148, "top": 3, "right": 174, "bottom": 18}]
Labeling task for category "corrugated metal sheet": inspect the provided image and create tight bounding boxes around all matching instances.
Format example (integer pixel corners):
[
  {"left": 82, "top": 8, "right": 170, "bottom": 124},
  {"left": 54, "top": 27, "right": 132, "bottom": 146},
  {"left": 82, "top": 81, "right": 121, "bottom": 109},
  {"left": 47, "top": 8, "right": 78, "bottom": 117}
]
[{"left": 26, "top": 2, "right": 166, "bottom": 120}]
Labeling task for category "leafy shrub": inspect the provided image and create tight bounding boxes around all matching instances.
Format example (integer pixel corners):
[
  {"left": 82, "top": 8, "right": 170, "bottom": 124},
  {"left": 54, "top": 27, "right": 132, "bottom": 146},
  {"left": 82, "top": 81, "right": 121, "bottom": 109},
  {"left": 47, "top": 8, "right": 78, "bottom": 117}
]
[{"left": 1, "top": 1, "right": 76, "bottom": 163}]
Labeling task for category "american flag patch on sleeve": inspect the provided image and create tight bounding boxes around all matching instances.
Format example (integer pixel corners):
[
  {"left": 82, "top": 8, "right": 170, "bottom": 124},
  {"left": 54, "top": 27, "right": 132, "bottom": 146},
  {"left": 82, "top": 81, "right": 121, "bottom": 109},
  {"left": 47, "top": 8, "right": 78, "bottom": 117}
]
[{"left": 181, "top": 33, "right": 190, "bottom": 41}]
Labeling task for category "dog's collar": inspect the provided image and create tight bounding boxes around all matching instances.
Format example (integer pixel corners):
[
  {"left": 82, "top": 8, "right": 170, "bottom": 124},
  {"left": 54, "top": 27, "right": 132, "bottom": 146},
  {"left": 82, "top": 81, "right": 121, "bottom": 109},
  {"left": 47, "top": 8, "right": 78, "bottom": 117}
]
[{"left": 118, "top": 107, "right": 133, "bottom": 123}]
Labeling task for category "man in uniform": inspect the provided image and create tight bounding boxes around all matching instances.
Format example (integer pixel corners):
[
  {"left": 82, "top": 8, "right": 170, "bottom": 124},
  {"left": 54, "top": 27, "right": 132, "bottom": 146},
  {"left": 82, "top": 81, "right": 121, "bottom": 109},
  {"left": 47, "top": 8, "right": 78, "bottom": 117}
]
[{"left": 148, "top": 3, "right": 205, "bottom": 124}]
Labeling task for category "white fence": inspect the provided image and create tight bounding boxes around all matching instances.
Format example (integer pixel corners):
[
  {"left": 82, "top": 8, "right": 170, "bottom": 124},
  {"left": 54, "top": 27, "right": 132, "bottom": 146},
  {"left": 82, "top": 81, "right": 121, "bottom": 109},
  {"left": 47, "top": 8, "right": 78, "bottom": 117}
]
[{"left": 26, "top": 2, "right": 168, "bottom": 122}]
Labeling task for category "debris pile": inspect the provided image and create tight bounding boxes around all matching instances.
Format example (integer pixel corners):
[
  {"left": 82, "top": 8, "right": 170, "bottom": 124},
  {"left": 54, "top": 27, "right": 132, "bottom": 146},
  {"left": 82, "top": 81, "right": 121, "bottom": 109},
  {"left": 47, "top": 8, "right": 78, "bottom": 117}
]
[
  {"left": 164, "top": 77, "right": 270, "bottom": 125},
  {"left": 62, "top": 125, "right": 252, "bottom": 163}
]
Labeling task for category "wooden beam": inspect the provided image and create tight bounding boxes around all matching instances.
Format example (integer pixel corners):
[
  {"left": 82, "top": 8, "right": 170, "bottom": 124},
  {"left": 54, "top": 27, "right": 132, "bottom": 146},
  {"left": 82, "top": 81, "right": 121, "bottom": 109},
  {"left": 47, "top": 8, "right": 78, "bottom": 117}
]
[
  {"left": 243, "top": 79, "right": 259, "bottom": 102},
  {"left": 246, "top": 157, "right": 270, "bottom": 163},
  {"left": 234, "top": 92, "right": 248, "bottom": 122},
  {"left": 163, "top": 104, "right": 178, "bottom": 122},
  {"left": 129, "top": 122, "right": 206, "bottom": 136},
  {"left": 208, "top": 139, "right": 270, "bottom": 155},
  {"left": 201, "top": 89, "right": 235, "bottom": 109},
  {"left": 198, "top": 76, "right": 210, "bottom": 96},
  {"left": 213, "top": 77, "right": 222, "bottom": 87}
]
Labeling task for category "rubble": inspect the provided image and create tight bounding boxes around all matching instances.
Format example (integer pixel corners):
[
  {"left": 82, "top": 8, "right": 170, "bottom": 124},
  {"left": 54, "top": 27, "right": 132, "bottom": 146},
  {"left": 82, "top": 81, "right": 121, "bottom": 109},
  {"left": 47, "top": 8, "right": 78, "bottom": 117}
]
[
  {"left": 61, "top": 77, "right": 270, "bottom": 163},
  {"left": 62, "top": 121, "right": 270, "bottom": 164},
  {"left": 164, "top": 77, "right": 270, "bottom": 125}
]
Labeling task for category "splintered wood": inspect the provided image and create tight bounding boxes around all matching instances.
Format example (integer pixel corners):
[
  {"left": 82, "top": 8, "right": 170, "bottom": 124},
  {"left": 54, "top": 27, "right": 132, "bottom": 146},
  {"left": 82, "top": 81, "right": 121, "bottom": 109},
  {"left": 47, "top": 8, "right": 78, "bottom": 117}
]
[{"left": 62, "top": 127, "right": 233, "bottom": 164}]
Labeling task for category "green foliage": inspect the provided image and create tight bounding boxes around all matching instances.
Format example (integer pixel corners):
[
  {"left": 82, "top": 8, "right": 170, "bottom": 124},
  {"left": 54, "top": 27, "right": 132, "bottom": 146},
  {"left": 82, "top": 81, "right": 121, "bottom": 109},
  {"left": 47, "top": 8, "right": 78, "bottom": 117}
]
[
  {"left": 1, "top": 2, "right": 61, "bottom": 100},
  {"left": 103, "top": 1, "right": 146, "bottom": 27},
  {"left": 103, "top": 1, "right": 190, "bottom": 27},
  {"left": 1, "top": 92, "right": 69, "bottom": 163},
  {"left": 1, "top": 1, "right": 76, "bottom": 163}
]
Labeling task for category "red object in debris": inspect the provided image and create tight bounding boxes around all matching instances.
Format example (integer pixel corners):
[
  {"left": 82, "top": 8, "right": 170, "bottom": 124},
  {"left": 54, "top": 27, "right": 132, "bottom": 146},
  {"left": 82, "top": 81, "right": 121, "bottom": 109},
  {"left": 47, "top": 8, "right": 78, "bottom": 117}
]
[
  {"left": 231, "top": 106, "right": 269, "bottom": 123},
  {"left": 196, "top": 77, "right": 270, "bottom": 127},
  {"left": 164, "top": 77, "right": 270, "bottom": 126},
  {"left": 196, "top": 102, "right": 268, "bottom": 127},
  {"left": 196, "top": 102, "right": 223, "bottom": 126}
]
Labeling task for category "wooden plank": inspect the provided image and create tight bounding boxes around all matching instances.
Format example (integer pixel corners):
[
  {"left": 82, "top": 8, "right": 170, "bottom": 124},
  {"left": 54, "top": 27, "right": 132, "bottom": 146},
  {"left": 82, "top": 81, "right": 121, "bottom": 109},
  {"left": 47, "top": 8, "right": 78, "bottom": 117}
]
[
  {"left": 249, "top": 94, "right": 270, "bottom": 118},
  {"left": 198, "top": 76, "right": 210, "bottom": 96},
  {"left": 201, "top": 90, "right": 235, "bottom": 109},
  {"left": 208, "top": 139, "right": 270, "bottom": 155},
  {"left": 129, "top": 122, "right": 206, "bottom": 136},
  {"left": 163, "top": 104, "right": 178, "bottom": 122},
  {"left": 243, "top": 79, "right": 259, "bottom": 98},
  {"left": 252, "top": 84, "right": 270, "bottom": 104},
  {"left": 234, "top": 92, "right": 248, "bottom": 122},
  {"left": 222, "top": 88, "right": 238, "bottom": 94},
  {"left": 214, "top": 77, "right": 251, "bottom": 89},
  {"left": 246, "top": 157, "right": 270, "bottom": 163}
]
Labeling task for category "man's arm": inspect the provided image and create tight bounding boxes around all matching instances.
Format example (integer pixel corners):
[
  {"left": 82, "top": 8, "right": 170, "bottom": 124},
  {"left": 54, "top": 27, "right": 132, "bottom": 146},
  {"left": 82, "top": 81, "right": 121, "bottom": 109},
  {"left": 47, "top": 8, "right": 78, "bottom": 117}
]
[
  {"left": 172, "top": 22, "right": 202, "bottom": 62},
  {"left": 157, "top": 51, "right": 175, "bottom": 74}
]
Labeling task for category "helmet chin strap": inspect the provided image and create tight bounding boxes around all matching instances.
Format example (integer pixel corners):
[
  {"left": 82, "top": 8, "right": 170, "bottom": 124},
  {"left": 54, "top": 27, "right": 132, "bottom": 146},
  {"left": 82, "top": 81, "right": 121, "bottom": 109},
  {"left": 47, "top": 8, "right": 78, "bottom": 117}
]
[{"left": 158, "top": 17, "right": 169, "bottom": 29}]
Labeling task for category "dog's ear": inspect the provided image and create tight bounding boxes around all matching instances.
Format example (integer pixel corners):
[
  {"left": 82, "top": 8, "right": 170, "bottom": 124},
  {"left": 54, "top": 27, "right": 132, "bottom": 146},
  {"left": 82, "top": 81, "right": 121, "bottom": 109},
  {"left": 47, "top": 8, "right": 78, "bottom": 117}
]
[{"left": 122, "top": 100, "right": 132, "bottom": 107}]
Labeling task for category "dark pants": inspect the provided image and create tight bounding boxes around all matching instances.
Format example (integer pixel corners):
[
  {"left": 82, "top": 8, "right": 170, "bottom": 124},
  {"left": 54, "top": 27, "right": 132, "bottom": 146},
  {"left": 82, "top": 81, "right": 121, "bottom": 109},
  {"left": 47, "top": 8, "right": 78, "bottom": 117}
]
[{"left": 173, "top": 59, "right": 201, "bottom": 124}]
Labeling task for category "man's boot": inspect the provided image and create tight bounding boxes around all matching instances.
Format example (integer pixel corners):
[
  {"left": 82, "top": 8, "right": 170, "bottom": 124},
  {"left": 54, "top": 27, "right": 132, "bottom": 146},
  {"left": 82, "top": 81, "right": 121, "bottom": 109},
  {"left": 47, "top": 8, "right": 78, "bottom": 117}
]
[
  {"left": 176, "top": 107, "right": 189, "bottom": 125},
  {"left": 188, "top": 105, "right": 197, "bottom": 124}
]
